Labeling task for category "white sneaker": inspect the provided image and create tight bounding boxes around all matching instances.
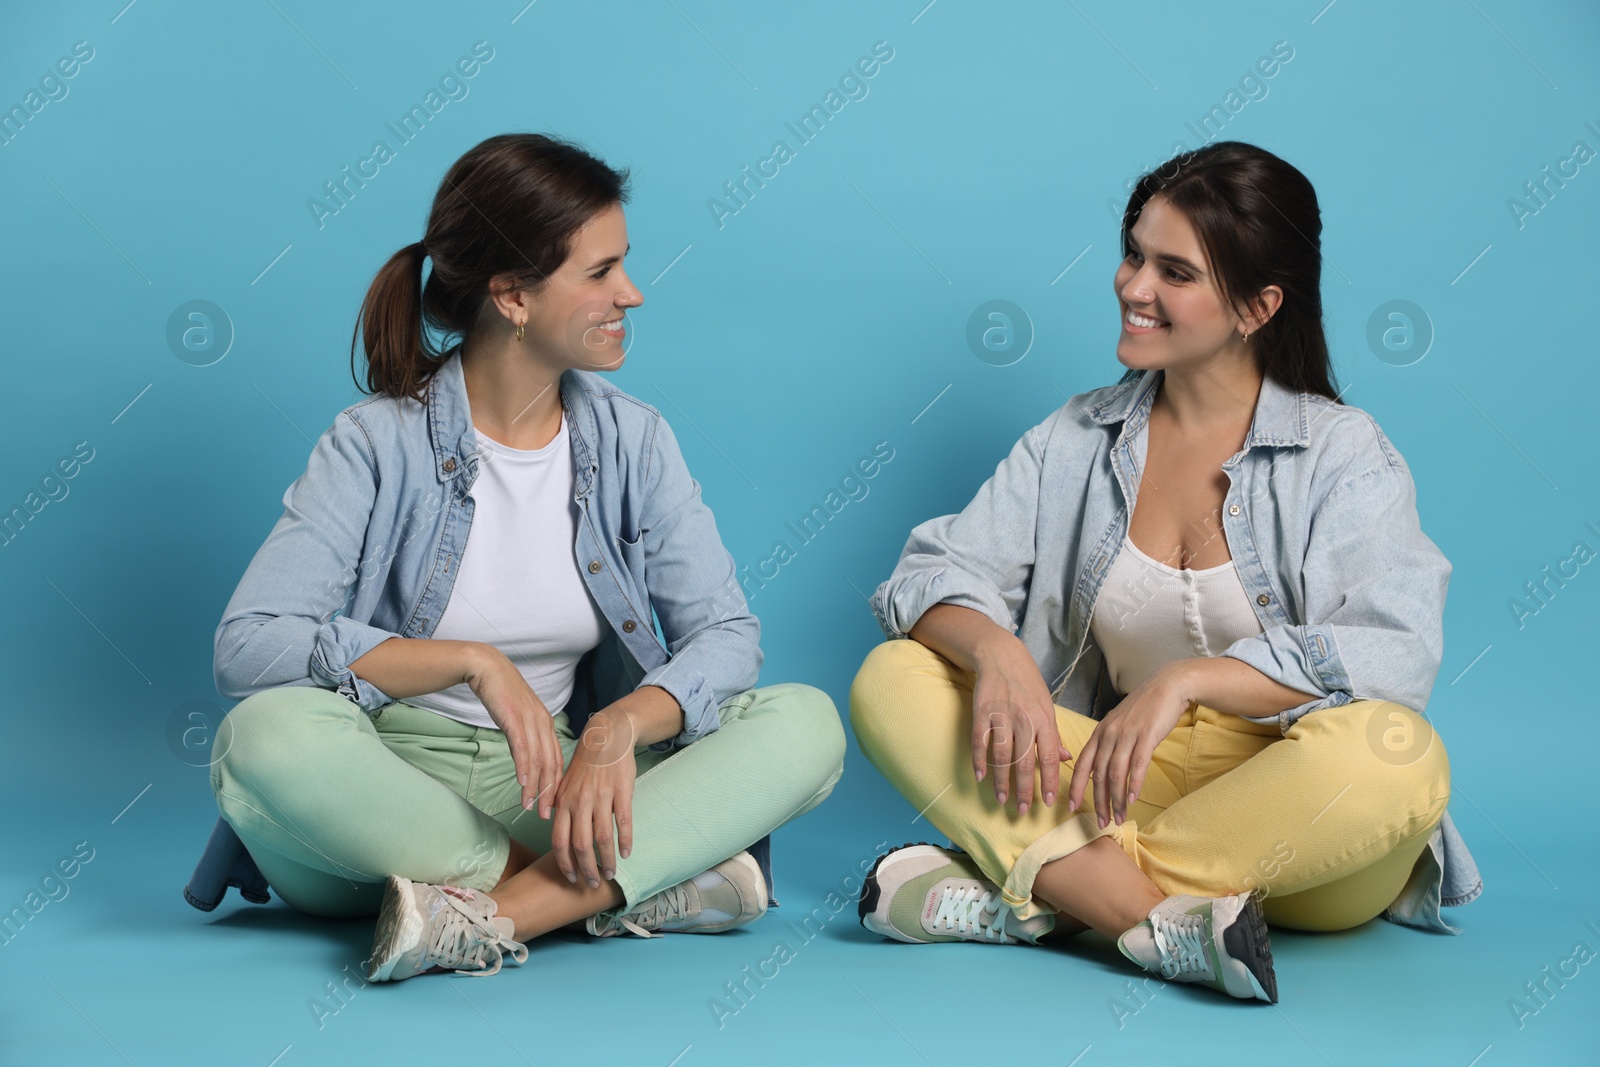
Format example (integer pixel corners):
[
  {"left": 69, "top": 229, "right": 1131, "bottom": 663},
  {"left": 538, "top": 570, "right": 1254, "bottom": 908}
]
[
  {"left": 366, "top": 875, "right": 528, "bottom": 982},
  {"left": 1116, "top": 891, "right": 1278, "bottom": 1002},
  {"left": 587, "top": 851, "right": 767, "bottom": 937}
]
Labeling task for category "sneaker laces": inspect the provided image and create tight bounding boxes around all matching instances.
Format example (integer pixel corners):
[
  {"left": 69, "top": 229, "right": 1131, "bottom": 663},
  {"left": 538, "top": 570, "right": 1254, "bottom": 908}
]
[
  {"left": 1149, "top": 907, "right": 1210, "bottom": 980},
  {"left": 604, "top": 880, "right": 698, "bottom": 938},
  {"left": 427, "top": 891, "right": 528, "bottom": 977},
  {"left": 931, "top": 883, "right": 1013, "bottom": 941}
]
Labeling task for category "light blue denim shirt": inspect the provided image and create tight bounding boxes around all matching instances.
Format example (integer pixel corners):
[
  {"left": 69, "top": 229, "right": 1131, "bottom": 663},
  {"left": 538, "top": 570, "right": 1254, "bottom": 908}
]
[
  {"left": 872, "top": 367, "right": 1482, "bottom": 933},
  {"left": 187, "top": 344, "right": 769, "bottom": 912}
]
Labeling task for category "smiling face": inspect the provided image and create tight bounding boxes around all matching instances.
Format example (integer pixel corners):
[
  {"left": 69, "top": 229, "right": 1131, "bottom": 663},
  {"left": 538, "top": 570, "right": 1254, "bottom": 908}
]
[
  {"left": 1112, "top": 194, "right": 1270, "bottom": 377},
  {"left": 515, "top": 202, "right": 643, "bottom": 371}
]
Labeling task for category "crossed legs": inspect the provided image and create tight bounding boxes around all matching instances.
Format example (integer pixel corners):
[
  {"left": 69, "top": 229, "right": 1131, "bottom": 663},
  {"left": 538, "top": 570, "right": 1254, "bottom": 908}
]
[{"left": 849, "top": 638, "right": 1450, "bottom": 937}]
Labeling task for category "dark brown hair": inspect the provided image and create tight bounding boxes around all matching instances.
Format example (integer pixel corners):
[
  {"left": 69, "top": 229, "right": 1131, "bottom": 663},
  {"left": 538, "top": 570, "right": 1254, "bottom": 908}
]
[
  {"left": 1117, "top": 140, "right": 1340, "bottom": 402},
  {"left": 351, "top": 133, "right": 631, "bottom": 402}
]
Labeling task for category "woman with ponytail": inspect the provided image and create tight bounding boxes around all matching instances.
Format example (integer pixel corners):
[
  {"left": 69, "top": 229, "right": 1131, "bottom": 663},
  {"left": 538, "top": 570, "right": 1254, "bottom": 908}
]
[{"left": 196, "top": 133, "right": 846, "bottom": 981}]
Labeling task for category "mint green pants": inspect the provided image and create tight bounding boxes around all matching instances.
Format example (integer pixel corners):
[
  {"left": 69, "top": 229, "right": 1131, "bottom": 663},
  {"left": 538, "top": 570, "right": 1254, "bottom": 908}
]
[{"left": 210, "top": 683, "right": 845, "bottom": 919}]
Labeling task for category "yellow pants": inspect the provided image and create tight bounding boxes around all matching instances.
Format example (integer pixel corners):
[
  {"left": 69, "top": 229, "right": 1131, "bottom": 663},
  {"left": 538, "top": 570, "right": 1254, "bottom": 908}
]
[{"left": 849, "top": 639, "right": 1451, "bottom": 932}]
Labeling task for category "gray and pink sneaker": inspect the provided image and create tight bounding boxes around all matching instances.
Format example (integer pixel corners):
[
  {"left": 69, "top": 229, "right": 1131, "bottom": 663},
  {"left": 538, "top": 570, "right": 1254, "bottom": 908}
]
[{"left": 1117, "top": 891, "right": 1278, "bottom": 1003}]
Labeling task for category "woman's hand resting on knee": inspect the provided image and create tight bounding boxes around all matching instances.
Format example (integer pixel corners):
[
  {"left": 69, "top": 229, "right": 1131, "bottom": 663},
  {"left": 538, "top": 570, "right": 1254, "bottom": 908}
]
[
  {"left": 464, "top": 645, "right": 565, "bottom": 819},
  {"left": 550, "top": 708, "right": 637, "bottom": 888},
  {"left": 969, "top": 638, "right": 1074, "bottom": 815},
  {"left": 1065, "top": 664, "right": 1193, "bottom": 829},
  {"left": 907, "top": 603, "right": 1072, "bottom": 816}
]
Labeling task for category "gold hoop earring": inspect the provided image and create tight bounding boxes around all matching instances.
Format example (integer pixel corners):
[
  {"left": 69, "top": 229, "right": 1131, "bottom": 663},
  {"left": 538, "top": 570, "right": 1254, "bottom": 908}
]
[{"left": 515, "top": 321, "right": 525, "bottom": 342}]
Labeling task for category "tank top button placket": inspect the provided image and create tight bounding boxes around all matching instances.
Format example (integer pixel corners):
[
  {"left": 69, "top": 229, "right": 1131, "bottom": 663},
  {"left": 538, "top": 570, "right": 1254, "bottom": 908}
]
[{"left": 1183, "top": 567, "right": 1210, "bottom": 657}]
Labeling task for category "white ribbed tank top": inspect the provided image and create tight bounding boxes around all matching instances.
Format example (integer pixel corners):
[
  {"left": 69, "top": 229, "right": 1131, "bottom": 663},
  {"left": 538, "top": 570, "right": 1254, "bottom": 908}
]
[{"left": 1088, "top": 535, "right": 1265, "bottom": 695}]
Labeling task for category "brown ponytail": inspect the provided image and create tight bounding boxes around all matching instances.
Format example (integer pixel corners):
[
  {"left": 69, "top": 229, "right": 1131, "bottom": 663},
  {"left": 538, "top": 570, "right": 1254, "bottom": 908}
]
[{"left": 350, "top": 133, "right": 631, "bottom": 403}]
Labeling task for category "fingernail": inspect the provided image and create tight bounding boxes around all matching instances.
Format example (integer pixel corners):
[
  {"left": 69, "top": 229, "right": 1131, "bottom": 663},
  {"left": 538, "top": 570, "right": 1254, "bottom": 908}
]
[
  {"left": 587, "top": 878, "right": 599, "bottom": 889},
  {"left": 1098, "top": 815, "right": 1107, "bottom": 829},
  {"left": 565, "top": 871, "right": 577, "bottom": 883},
  {"left": 1018, "top": 802, "right": 1029, "bottom": 815},
  {"left": 996, "top": 792, "right": 1006, "bottom": 803},
  {"left": 602, "top": 868, "right": 614, "bottom": 880},
  {"left": 1044, "top": 792, "right": 1056, "bottom": 806},
  {"left": 621, "top": 848, "right": 630, "bottom": 859}
]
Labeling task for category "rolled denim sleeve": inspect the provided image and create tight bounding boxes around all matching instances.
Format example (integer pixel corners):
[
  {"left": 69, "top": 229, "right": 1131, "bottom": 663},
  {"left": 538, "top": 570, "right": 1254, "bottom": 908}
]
[
  {"left": 213, "top": 412, "right": 400, "bottom": 716},
  {"left": 872, "top": 420, "right": 1048, "bottom": 640},
  {"left": 308, "top": 615, "right": 400, "bottom": 713},
  {"left": 633, "top": 415, "right": 761, "bottom": 749},
  {"left": 1222, "top": 464, "right": 1451, "bottom": 733}
]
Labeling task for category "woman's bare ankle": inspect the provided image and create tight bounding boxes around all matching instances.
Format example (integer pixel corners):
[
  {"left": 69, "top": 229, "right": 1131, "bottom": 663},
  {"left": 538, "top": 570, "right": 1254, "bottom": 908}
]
[{"left": 1032, "top": 837, "right": 1167, "bottom": 939}]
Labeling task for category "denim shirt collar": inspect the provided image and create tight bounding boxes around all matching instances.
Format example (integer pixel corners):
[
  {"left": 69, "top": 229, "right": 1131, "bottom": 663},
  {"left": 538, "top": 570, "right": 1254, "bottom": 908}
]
[
  {"left": 1087, "top": 368, "right": 1313, "bottom": 454},
  {"left": 425, "top": 345, "right": 600, "bottom": 498}
]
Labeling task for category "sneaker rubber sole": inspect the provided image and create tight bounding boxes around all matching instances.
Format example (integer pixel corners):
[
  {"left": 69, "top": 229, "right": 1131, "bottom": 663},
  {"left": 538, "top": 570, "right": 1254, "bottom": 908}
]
[
  {"left": 1221, "top": 892, "right": 1278, "bottom": 1003},
  {"left": 367, "top": 875, "right": 424, "bottom": 982}
]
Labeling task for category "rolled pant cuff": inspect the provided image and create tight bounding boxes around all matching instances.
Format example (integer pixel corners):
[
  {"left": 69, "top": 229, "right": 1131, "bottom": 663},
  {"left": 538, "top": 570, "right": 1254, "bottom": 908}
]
[
  {"left": 609, "top": 865, "right": 645, "bottom": 914},
  {"left": 1000, "top": 812, "right": 1135, "bottom": 922}
]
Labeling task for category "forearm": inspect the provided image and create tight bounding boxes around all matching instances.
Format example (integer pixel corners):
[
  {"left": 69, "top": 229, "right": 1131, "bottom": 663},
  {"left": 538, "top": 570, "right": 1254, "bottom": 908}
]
[
  {"left": 589, "top": 684, "right": 684, "bottom": 749},
  {"left": 349, "top": 637, "right": 487, "bottom": 699},
  {"left": 1164, "top": 655, "right": 1322, "bottom": 719},
  {"left": 908, "top": 602, "right": 1032, "bottom": 675}
]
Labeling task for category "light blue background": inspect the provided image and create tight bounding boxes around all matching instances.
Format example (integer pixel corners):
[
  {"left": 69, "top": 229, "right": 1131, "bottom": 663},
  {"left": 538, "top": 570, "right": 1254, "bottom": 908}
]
[{"left": 2, "top": 1, "right": 1597, "bottom": 1064}]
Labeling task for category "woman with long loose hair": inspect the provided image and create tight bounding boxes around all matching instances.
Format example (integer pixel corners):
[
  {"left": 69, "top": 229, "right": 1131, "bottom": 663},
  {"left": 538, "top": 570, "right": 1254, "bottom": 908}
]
[{"left": 850, "top": 141, "right": 1480, "bottom": 1002}]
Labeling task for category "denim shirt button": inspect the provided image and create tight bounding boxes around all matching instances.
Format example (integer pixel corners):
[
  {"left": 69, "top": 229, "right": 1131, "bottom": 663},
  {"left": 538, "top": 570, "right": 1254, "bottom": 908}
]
[
  {"left": 622, "top": 619, "right": 636, "bottom": 633},
  {"left": 1228, "top": 503, "right": 1241, "bottom": 516},
  {"left": 442, "top": 457, "right": 456, "bottom": 473},
  {"left": 588, "top": 560, "right": 602, "bottom": 573},
  {"left": 1257, "top": 593, "right": 1270, "bottom": 605}
]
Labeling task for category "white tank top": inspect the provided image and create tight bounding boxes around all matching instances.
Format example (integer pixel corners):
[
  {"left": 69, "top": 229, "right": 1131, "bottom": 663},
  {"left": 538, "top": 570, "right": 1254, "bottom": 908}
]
[
  {"left": 404, "top": 412, "right": 608, "bottom": 729},
  {"left": 1088, "top": 535, "right": 1265, "bottom": 696}
]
